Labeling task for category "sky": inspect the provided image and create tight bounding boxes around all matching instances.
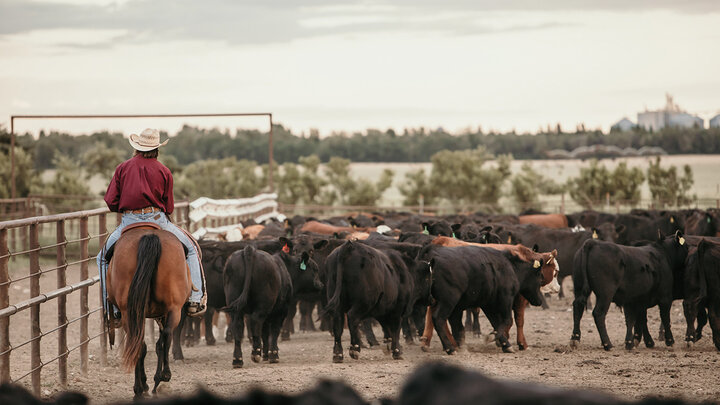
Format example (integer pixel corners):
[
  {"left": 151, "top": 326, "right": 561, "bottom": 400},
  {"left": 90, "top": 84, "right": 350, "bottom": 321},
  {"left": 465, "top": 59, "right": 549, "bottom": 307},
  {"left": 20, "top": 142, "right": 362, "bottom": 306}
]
[{"left": 1, "top": 0, "right": 719, "bottom": 137}]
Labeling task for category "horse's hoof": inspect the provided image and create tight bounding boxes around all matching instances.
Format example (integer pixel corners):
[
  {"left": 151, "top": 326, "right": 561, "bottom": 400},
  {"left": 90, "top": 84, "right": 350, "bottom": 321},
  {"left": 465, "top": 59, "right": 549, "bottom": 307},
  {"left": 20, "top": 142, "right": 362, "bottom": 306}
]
[
  {"left": 232, "top": 358, "right": 244, "bottom": 368},
  {"left": 645, "top": 339, "right": 655, "bottom": 349},
  {"left": 333, "top": 354, "right": 343, "bottom": 363},
  {"left": 420, "top": 344, "right": 431, "bottom": 352},
  {"left": 252, "top": 355, "right": 262, "bottom": 363},
  {"left": 665, "top": 338, "right": 675, "bottom": 347},
  {"left": 502, "top": 346, "right": 515, "bottom": 354},
  {"left": 625, "top": 341, "right": 635, "bottom": 351},
  {"left": 349, "top": 350, "right": 359, "bottom": 360},
  {"left": 446, "top": 349, "right": 456, "bottom": 355},
  {"left": 518, "top": 343, "right": 526, "bottom": 351}
]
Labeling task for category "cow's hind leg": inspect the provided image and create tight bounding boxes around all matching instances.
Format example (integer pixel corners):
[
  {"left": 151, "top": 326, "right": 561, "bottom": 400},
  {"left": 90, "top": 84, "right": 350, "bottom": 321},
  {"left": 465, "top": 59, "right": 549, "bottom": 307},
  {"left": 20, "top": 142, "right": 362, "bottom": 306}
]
[
  {"left": 431, "top": 304, "right": 458, "bottom": 355},
  {"left": 659, "top": 302, "right": 674, "bottom": 346},
  {"left": 696, "top": 303, "right": 708, "bottom": 341},
  {"left": 332, "top": 313, "right": 345, "bottom": 363},
  {"left": 623, "top": 306, "right": 639, "bottom": 350},
  {"left": 281, "top": 299, "right": 296, "bottom": 341},
  {"left": 361, "top": 318, "right": 380, "bottom": 347},
  {"left": 570, "top": 294, "right": 588, "bottom": 348},
  {"left": 249, "top": 312, "right": 268, "bottom": 362},
  {"left": 347, "top": 308, "right": 367, "bottom": 359},
  {"left": 637, "top": 309, "right": 654, "bottom": 348},
  {"left": 448, "top": 309, "right": 465, "bottom": 347},
  {"left": 262, "top": 321, "right": 270, "bottom": 361},
  {"left": 133, "top": 342, "right": 148, "bottom": 399},
  {"left": 471, "top": 308, "right": 481, "bottom": 337},
  {"left": 592, "top": 299, "right": 613, "bottom": 350},
  {"left": 231, "top": 311, "right": 245, "bottom": 368},
  {"left": 707, "top": 301, "right": 720, "bottom": 351},
  {"left": 268, "top": 313, "right": 284, "bottom": 363},
  {"left": 204, "top": 308, "right": 216, "bottom": 345}
]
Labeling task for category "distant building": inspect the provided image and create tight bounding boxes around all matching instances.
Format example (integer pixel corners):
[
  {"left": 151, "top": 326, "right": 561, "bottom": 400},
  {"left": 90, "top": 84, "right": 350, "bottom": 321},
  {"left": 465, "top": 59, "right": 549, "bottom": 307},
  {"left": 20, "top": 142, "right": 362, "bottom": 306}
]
[
  {"left": 637, "top": 94, "right": 704, "bottom": 131},
  {"left": 710, "top": 114, "right": 720, "bottom": 128},
  {"left": 611, "top": 117, "right": 635, "bottom": 132}
]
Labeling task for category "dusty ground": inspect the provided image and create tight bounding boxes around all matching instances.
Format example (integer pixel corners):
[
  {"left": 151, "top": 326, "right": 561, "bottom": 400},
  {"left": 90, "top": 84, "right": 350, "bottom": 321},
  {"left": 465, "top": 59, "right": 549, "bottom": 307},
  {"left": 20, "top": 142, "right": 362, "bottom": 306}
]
[{"left": 7, "top": 269, "right": 720, "bottom": 404}]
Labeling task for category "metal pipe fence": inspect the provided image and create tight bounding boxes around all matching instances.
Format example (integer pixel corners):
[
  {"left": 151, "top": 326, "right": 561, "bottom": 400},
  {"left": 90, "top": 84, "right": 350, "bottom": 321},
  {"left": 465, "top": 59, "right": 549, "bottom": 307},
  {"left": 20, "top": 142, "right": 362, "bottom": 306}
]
[{"left": 0, "top": 202, "right": 190, "bottom": 395}]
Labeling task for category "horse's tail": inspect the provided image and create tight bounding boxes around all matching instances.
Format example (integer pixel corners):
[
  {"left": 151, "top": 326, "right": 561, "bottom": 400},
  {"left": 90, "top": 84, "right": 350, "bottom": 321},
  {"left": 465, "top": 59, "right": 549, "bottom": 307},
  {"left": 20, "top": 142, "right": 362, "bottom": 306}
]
[
  {"left": 226, "top": 246, "right": 255, "bottom": 313},
  {"left": 122, "top": 233, "right": 162, "bottom": 370}
]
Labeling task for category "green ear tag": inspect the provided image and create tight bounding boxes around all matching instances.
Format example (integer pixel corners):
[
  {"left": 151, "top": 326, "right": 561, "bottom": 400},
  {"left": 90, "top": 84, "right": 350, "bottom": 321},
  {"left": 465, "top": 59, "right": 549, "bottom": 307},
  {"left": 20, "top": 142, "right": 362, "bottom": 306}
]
[
  {"left": 300, "top": 261, "right": 307, "bottom": 271},
  {"left": 422, "top": 226, "right": 429, "bottom": 235},
  {"left": 708, "top": 217, "right": 712, "bottom": 224},
  {"left": 452, "top": 233, "right": 456, "bottom": 239}
]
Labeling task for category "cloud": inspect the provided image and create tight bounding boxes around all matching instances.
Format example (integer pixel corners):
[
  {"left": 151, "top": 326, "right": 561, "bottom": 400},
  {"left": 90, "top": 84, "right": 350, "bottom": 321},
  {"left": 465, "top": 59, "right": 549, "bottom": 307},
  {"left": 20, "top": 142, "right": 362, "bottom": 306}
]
[{"left": 0, "top": 0, "right": 717, "bottom": 48}]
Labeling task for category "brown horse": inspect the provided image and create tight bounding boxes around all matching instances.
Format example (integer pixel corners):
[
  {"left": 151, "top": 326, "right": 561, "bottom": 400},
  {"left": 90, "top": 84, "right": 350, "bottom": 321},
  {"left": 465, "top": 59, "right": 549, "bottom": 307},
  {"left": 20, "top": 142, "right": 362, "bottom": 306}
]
[{"left": 106, "top": 226, "right": 192, "bottom": 399}]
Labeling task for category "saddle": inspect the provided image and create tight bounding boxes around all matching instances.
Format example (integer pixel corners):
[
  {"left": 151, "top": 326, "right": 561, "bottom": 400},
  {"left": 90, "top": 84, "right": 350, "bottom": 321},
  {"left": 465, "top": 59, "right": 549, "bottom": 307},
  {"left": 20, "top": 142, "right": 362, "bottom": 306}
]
[{"left": 105, "top": 222, "right": 188, "bottom": 262}]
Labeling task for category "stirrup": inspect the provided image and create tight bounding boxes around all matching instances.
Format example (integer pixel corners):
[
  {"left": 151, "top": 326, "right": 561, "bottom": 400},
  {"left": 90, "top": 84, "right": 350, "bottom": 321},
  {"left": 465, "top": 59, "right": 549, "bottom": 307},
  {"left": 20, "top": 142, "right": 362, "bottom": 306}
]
[{"left": 187, "top": 302, "right": 206, "bottom": 318}]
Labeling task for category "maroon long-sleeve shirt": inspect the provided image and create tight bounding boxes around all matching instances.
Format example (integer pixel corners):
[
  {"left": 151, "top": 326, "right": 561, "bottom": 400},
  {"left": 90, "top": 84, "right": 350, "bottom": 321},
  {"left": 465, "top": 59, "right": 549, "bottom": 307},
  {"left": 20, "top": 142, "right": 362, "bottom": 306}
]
[{"left": 104, "top": 155, "right": 175, "bottom": 214}]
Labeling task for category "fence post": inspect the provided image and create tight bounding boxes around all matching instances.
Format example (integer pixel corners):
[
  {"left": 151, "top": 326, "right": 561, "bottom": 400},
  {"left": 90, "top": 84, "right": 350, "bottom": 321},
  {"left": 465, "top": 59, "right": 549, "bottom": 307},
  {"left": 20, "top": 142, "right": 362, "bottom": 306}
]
[
  {"left": 98, "top": 214, "right": 107, "bottom": 366},
  {"left": 30, "top": 223, "right": 41, "bottom": 395},
  {"left": 57, "top": 220, "right": 68, "bottom": 388},
  {"left": 184, "top": 204, "right": 191, "bottom": 232},
  {"left": 0, "top": 229, "right": 10, "bottom": 383},
  {"left": 80, "top": 217, "right": 89, "bottom": 375}
]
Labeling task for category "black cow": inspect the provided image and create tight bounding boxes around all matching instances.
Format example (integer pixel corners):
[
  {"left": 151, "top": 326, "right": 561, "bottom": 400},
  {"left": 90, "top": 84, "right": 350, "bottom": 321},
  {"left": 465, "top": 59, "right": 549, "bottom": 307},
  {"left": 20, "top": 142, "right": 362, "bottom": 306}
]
[
  {"left": 684, "top": 210, "right": 719, "bottom": 236},
  {"left": 0, "top": 383, "right": 88, "bottom": 405},
  {"left": 417, "top": 244, "right": 546, "bottom": 354},
  {"left": 224, "top": 245, "right": 320, "bottom": 367},
  {"left": 322, "top": 241, "right": 431, "bottom": 362},
  {"left": 510, "top": 223, "right": 619, "bottom": 298},
  {"left": 683, "top": 240, "right": 720, "bottom": 350},
  {"left": 570, "top": 231, "right": 688, "bottom": 351},
  {"left": 614, "top": 214, "right": 682, "bottom": 245}
]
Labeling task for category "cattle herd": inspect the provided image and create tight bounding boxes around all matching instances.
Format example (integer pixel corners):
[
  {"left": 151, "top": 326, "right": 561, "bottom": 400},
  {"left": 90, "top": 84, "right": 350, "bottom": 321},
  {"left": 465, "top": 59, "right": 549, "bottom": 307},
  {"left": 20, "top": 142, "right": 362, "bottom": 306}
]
[
  {"left": 5, "top": 207, "right": 720, "bottom": 404},
  {"left": 169, "top": 208, "right": 720, "bottom": 367}
]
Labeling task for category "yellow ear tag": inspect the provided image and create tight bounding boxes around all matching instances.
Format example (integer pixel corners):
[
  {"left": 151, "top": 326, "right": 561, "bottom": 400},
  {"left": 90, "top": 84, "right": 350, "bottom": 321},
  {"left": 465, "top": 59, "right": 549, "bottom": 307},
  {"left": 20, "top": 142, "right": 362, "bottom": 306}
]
[
  {"left": 679, "top": 237, "right": 685, "bottom": 245},
  {"left": 533, "top": 260, "right": 541, "bottom": 269},
  {"left": 670, "top": 217, "right": 675, "bottom": 223},
  {"left": 592, "top": 230, "right": 598, "bottom": 239},
  {"left": 507, "top": 236, "right": 512, "bottom": 244}
]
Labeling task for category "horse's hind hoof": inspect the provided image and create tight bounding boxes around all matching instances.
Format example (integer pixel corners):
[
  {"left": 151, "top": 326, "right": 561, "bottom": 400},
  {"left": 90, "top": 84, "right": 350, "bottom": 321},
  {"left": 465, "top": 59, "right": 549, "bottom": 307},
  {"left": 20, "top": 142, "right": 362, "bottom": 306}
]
[{"left": 232, "top": 358, "right": 243, "bottom": 368}]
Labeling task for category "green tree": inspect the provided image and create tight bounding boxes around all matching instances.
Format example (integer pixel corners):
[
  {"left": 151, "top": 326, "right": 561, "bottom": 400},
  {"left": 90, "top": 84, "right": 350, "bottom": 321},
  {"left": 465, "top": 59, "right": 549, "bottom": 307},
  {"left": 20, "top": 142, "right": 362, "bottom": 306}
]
[
  {"left": 82, "top": 142, "right": 126, "bottom": 180},
  {"left": 567, "top": 160, "right": 646, "bottom": 209},
  {"left": 509, "top": 162, "right": 564, "bottom": 212},
  {"left": 427, "top": 147, "right": 510, "bottom": 210},
  {"left": 41, "top": 152, "right": 91, "bottom": 196},
  {"left": 610, "top": 162, "right": 645, "bottom": 205},
  {"left": 320, "top": 157, "right": 394, "bottom": 206},
  {"left": 398, "top": 168, "right": 437, "bottom": 206},
  {"left": 0, "top": 146, "right": 42, "bottom": 198},
  {"left": 647, "top": 157, "right": 695, "bottom": 207},
  {"left": 276, "top": 155, "right": 327, "bottom": 205},
  {"left": 174, "top": 158, "right": 263, "bottom": 200}
]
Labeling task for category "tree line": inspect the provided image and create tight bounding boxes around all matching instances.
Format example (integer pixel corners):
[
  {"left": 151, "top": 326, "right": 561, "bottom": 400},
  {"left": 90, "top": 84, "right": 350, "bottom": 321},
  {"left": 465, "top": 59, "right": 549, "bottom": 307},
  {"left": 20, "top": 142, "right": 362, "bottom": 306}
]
[{"left": 4, "top": 124, "right": 720, "bottom": 170}]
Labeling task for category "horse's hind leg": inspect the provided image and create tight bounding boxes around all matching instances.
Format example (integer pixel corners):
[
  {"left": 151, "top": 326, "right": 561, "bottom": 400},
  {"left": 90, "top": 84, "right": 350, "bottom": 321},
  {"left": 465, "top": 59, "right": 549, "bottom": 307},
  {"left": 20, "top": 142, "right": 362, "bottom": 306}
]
[
  {"left": 153, "top": 312, "right": 179, "bottom": 394},
  {"left": 133, "top": 342, "right": 148, "bottom": 399},
  {"left": 172, "top": 311, "right": 186, "bottom": 361}
]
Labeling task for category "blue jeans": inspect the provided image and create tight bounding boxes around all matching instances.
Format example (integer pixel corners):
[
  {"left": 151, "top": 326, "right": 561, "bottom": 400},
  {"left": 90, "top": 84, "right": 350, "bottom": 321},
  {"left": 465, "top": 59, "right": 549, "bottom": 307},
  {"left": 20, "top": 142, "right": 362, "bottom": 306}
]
[{"left": 97, "top": 212, "right": 205, "bottom": 316}]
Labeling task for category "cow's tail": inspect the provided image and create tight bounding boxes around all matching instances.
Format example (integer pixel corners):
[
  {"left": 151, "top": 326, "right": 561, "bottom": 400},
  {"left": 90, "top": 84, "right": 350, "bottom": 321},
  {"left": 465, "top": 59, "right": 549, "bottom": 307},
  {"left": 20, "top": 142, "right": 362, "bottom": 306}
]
[
  {"left": 322, "top": 243, "right": 349, "bottom": 317},
  {"left": 226, "top": 246, "right": 255, "bottom": 313},
  {"left": 573, "top": 240, "right": 593, "bottom": 308},
  {"left": 122, "top": 233, "right": 161, "bottom": 371}
]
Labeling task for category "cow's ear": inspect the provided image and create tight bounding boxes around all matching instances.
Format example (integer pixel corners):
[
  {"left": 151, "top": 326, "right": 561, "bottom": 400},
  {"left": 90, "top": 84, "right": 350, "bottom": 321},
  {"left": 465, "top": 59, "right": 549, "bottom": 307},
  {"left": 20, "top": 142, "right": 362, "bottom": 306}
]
[
  {"left": 615, "top": 224, "right": 626, "bottom": 234},
  {"left": 301, "top": 251, "right": 310, "bottom": 263},
  {"left": 467, "top": 232, "right": 478, "bottom": 240},
  {"left": 314, "top": 239, "right": 329, "bottom": 250},
  {"left": 480, "top": 226, "right": 493, "bottom": 233},
  {"left": 451, "top": 223, "right": 462, "bottom": 232},
  {"left": 532, "top": 244, "right": 539, "bottom": 253},
  {"left": 279, "top": 236, "right": 289, "bottom": 246}
]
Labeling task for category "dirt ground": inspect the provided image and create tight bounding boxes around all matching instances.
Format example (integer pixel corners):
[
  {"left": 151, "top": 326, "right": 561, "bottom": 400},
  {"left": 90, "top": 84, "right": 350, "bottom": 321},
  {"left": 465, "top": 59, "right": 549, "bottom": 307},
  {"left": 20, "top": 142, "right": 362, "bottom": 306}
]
[{"left": 7, "top": 270, "right": 720, "bottom": 404}]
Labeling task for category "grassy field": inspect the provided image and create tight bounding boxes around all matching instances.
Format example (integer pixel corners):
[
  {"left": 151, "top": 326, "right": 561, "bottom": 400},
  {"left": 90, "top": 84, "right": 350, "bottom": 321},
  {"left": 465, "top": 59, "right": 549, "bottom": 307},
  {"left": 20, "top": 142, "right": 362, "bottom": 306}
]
[{"left": 350, "top": 154, "right": 720, "bottom": 210}]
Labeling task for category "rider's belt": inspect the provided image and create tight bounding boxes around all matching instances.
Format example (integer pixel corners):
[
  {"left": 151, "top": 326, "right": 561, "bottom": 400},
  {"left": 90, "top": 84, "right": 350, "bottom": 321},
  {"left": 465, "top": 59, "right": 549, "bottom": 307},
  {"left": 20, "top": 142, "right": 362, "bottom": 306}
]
[{"left": 124, "top": 206, "right": 163, "bottom": 214}]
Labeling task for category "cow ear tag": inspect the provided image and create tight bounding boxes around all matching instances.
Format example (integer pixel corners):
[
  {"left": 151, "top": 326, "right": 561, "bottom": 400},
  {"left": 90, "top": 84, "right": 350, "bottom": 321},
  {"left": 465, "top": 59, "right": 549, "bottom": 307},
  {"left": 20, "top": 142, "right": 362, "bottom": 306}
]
[
  {"left": 422, "top": 226, "right": 429, "bottom": 235},
  {"left": 679, "top": 237, "right": 685, "bottom": 246},
  {"left": 452, "top": 232, "right": 456, "bottom": 239},
  {"left": 708, "top": 217, "right": 712, "bottom": 224},
  {"left": 282, "top": 244, "right": 290, "bottom": 254},
  {"left": 592, "top": 230, "right": 598, "bottom": 239},
  {"left": 670, "top": 217, "right": 675, "bottom": 223},
  {"left": 300, "top": 261, "right": 307, "bottom": 271},
  {"left": 533, "top": 260, "right": 541, "bottom": 269}
]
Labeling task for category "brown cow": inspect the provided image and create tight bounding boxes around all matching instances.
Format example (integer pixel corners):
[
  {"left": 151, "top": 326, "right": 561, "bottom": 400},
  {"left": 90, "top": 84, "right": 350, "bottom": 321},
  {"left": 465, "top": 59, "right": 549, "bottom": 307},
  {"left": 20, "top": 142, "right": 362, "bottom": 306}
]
[
  {"left": 241, "top": 224, "right": 265, "bottom": 240},
  {"left": 518, "top": 213, "right": 568, "bottom": 229},
  {"left": 420, "top": 236, "right": 559, "bottom": 351},
  {"left": 298, "top": 220, "right": 375, "bottom": 235}
]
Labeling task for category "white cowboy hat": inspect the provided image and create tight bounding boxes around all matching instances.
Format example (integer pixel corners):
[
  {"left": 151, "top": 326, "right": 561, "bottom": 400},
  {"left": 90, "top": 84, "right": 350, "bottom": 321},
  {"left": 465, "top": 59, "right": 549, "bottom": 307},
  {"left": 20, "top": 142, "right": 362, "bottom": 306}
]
[{"left": 128, "top": 128, "right": 169, "bottom": 152}]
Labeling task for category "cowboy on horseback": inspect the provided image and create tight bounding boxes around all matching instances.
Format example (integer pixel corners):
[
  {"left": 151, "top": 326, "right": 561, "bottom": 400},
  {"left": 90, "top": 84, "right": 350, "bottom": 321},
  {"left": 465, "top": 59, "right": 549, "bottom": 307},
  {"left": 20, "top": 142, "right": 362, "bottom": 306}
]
[{"left": 97, "top": 128, "right": 206, "bottom": 324}]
